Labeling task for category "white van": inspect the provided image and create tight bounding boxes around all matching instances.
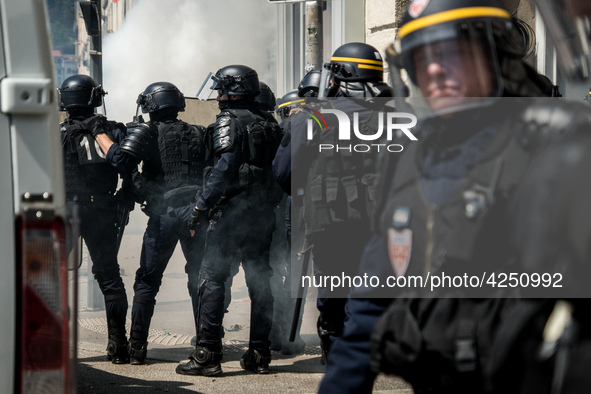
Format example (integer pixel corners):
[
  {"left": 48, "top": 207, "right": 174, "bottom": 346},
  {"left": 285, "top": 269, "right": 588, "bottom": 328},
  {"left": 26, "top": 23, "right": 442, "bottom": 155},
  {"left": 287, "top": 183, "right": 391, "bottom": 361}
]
[{"left": 0, "top": 1, "right": 76, "bottom": 393}]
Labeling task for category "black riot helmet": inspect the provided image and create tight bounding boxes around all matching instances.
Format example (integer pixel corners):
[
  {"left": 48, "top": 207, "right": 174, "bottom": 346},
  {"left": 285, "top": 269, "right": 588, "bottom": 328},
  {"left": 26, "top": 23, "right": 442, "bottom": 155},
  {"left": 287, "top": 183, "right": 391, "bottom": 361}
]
[
  {"left": 320, "top": 42, "right": 392, "bottom": 98},
  {"left": 256, "top": 82, "right": 277, "bottom": 111},
  {"left": 59, "top": 74, "right": 105, "bottom": 110},
  {"left": 387, "top": 0, "right": 546, "bottom": 116},
  {"left": 210, "top": 64, "right": 260, "bottom": 99},
  {"left": 276, "top": 90, "right": 304, "bottom": 120},
  {"left": 328, "top": 43, "right": 384, "bottom": 82},
  {"left": 137, "top": 82, "right": 185, "bottom": 114},
  {"left": 298, "top": 70, "right": 322, "bottom": 97}
]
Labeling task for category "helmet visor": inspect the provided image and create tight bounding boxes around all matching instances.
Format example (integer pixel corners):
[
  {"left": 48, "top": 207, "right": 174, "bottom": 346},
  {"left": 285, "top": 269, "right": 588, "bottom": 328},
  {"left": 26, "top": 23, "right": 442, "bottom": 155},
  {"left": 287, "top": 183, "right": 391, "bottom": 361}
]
[
  {"left": 318, "top": 63, "right": 337, "bottom": 98},
  {"left": 196, "top": 72, "right": 216, "bottom": 101},
  {"left": 536, "top": 0, "right": 591, "bottom": 82},
  {"left": 393, "top": 21, "right": 503, "bottom": 117}
]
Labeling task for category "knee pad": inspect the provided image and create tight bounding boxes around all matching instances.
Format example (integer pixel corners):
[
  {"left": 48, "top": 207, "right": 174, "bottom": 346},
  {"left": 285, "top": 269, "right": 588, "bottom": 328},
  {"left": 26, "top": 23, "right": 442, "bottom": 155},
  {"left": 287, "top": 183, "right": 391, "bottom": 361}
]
[
  {"left": 133, "top": 295, "right": 156, "bottom": 306},
  {"left": 105, "top": 292, "right": 127, "bottom": 303}
]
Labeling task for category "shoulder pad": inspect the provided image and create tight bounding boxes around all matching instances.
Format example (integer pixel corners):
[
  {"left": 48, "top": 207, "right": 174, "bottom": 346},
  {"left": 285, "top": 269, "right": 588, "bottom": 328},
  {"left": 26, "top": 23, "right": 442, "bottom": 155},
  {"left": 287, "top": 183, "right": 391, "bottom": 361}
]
[
  {"left": 120, "top": 122, "right": 157, "bottom": 160},
  {"left": 213, "top": 114, "right": 236, "bottom": 155},
  {"left": 217, "top": 112, "right": 233, "bottom": 127}
]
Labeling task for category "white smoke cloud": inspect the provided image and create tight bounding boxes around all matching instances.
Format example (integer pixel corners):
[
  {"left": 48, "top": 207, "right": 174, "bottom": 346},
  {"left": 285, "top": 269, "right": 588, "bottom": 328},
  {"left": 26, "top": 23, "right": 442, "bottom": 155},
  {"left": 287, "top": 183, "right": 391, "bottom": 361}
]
[{"left": 103, "top": 0, "right": 278, "bottom": 122}]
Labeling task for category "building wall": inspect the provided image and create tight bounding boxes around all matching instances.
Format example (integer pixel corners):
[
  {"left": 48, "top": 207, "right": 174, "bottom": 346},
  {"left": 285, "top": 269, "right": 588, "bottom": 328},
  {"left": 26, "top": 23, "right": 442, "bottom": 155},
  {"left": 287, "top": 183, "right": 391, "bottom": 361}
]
[
  {"left": 53, "top": 53, "right": 77, "bottom": 87},
  {"left": 75, "top": 3, "right": 90, "bottom": 77},
  {"left": 365, "top": 0, "right": 534, "bottom": 60},
  {"left": 365, "top": 0, "right": 407, "bottom": 60},
  {"left": 76, "top": 0, "right": 138, "bottom": 77},
  {"left": 105, "top": 0, "right": 137, "bottom": 34},
  {"left": 364, "top": 0, "right": 550, "bottom": 92}
]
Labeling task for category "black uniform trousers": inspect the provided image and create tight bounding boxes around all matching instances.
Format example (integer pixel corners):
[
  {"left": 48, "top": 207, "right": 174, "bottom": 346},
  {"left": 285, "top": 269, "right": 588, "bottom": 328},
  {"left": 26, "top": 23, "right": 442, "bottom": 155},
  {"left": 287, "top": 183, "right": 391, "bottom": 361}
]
[
  {"left": 73, "top": 200, "right": 128, "bottom": 337},
  {"left": 131, "top": 204, "right": 206, "bottom": 340},
  {"left": 196, "top": 198, "right": 275, "bottom": 353},
  {"left": 310, "top": 224, "right": 370, "bottom": 346}
]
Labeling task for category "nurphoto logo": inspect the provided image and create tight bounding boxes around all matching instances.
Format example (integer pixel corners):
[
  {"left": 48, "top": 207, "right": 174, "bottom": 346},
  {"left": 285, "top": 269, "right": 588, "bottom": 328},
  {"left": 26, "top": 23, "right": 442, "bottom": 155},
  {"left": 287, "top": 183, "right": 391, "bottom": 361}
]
[{"left": 305, "top": 106, "right": 418, "bottom": 153}]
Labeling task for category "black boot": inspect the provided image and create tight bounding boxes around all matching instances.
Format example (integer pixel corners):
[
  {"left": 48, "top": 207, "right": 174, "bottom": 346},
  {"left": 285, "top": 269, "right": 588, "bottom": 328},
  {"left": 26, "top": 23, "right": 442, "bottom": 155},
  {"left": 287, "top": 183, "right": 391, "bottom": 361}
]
[
  {"left": 176, "top": 346, "right": 223, "bottom": 376},
  {"left": 106, "top": 336, "right": 129, "bottom": 364},
  {"left": 317, "top": 316, "right": 333, "bottom": 365},
  {"left": 128, "top": 337, "right": 148, "bottom": 365},
  {"left": 240, "top": 349, "right": 272, "bottom": 374}
]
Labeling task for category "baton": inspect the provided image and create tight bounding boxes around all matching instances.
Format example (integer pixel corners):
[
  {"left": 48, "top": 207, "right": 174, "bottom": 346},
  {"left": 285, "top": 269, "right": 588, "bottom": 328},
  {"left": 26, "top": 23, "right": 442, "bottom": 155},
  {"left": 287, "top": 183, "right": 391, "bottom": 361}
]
[
  {"left": 289, "top": 238, "right": 313, "bottom": 342},
  {"left": 116, "top": 206, "right": 130, "bottom": 252}
]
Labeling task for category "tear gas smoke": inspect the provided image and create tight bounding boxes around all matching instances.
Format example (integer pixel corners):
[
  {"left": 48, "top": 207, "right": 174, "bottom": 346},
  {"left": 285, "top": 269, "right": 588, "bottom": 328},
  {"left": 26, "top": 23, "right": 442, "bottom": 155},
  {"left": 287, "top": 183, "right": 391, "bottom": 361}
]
[{"left": 103, "top": 0, "right": 278, "bottom": 122}]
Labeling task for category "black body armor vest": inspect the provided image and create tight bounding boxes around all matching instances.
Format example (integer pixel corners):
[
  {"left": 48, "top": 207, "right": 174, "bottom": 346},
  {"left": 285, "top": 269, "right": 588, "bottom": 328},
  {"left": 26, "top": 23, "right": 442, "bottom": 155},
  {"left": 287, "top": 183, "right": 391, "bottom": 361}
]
[
  {"left": 61, "top": 118, "right": 118, "bottom": 201},
  {"left": 223, "top": 108, "right": 283, "bottom": 204},
  {"left": 224, "top": 108, "right": 282, "bottom": 168},
  {"left": 140, "top": 120, "right": 209, "bottom": 200},
  {"left": 302, "top": 100, "right": 380, "bottom": 236}
]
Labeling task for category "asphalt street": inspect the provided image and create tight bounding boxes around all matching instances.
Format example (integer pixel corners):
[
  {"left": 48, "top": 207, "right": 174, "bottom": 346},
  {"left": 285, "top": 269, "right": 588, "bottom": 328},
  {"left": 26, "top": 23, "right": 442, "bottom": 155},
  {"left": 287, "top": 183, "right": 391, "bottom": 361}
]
[{"left": 76, "top": 208, "right": 412, "bottom": 393}]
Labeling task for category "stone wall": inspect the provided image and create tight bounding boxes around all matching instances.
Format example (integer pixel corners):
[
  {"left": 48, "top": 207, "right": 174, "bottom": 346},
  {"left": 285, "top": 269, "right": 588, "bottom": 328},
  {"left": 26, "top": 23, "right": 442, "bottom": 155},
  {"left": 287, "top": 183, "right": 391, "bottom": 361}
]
[{"left": 365, "top": 0, "right": 537, "bottom": 67}]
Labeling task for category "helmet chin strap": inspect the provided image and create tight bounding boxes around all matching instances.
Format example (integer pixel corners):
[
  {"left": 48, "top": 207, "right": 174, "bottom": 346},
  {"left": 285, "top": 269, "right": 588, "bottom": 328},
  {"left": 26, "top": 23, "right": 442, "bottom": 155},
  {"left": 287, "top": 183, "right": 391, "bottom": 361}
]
[
  {"left": 67, "top": 107, "right": 94, "bottom": 119},
  {"left": 338, "top": 81, "right": 394, "bottom": 98},
  {"left": 218, "top": 99, "right": 249, "bottom": 110}
]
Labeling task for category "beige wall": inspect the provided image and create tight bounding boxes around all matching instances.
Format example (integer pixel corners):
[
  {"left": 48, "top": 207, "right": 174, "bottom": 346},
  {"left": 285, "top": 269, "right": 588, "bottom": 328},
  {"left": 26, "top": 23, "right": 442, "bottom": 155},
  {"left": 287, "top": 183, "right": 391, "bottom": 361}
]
[
  {"left": 365, "top": 0, "right": 410, "bottom": 59},
  {"left": 178, "top": 98, "right": 219, "bottom": 127},
  {"left": 366, "top": 0, "right": 535, "bottom": 51},
  {"left": 365, "top": 0, "right": 537, "bottom": 79},
  {"left": 58, "top": 97, "right": 219, "bottom": 126}
]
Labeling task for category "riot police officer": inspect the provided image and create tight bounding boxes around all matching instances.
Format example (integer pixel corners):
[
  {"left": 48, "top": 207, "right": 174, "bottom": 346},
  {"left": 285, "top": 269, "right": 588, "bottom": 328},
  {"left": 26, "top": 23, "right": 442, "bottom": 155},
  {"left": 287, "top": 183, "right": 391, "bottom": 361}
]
[
  {"left": 317, "top": 0, "right": 565, "bottom": 392},
  {"left": 93, "top": 82, "right": 211, "bottom": 365},
  {"left": 276, "top": 90, "right": 304, "bottom": 123},
  {"left": 270, "top": 84, "right": 318, "bottom": 356},
  {"left": 219, "top": 81, "right": 278, "bottom": 314},
  {"left": 59, "top": 74, "right": 130, "bottom": 364},
  {"left": 358, "top": 1, "right": 578, "bottom": 393},
  {"left": 297, "top": 69, "right": 322, "bottom": 98},
  {"left": 256, "top": 81, "right": 277, "bottom": 113},
  {"left": 272, "top": 69, "right": 320, "bottom": 193},
  {"left": 175, "top": 65, "right": 282, "bottom": 376},
  {"left": 283, "top": 42, "right": 393, "bottom": 365}
]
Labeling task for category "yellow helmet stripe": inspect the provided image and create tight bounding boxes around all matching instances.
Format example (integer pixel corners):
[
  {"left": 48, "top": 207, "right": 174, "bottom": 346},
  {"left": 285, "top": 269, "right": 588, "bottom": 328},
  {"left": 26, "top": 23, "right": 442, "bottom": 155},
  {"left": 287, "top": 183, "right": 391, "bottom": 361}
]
[
  {"left": 399, "top": 7, "right": 511, "bottom": 38},
  {"left": 358, "top": 64, "right": 384, "bottom": 71},
  {"left": 278, "top": 99, "right": 305, "bottom": 109},
  {"left": 331, "top": 56, "right": 383, "bottom": 66}
]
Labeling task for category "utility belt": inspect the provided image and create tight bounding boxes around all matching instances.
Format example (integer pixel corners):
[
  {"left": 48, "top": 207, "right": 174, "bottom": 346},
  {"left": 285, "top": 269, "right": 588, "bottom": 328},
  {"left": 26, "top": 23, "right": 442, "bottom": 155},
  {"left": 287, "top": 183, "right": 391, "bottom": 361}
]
[
  {"left": 68, "top": 192, "right": 115, "bottom": 204},
  {"left": 141, "top": 185, "right": 200, "bottom": 217},
  {"left": 162, "top": 185, "right": 201, "bottom": 208}
]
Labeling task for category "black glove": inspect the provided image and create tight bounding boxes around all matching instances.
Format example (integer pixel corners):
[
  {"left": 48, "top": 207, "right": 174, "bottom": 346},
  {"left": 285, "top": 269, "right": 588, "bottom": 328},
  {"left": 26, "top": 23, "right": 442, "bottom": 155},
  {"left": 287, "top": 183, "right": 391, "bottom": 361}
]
[
  {"left": 115, "top": 187, "right": 135, "bottom": 212},
  {"left": 83, "top": 115, "right": 112, "bottom": 138},
  {"left": 187, "top": 206, "right": 208, "bottom": 231}
]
